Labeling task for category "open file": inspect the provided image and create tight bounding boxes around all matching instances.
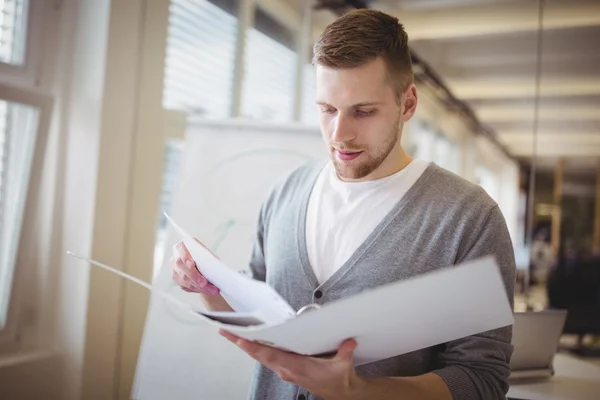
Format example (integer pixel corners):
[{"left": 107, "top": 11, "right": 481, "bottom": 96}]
[{"left": 69, "top": 215, "right": 514, "bottom": 366}]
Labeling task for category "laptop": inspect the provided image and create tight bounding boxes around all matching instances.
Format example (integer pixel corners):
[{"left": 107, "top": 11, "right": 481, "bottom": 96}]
[{"left": 509, "top": 310, "right": 568, "bottom": 380}]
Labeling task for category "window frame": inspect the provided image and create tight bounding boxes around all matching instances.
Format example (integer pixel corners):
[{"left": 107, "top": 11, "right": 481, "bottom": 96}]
[
  {"left": 0, "top": 82, "right": 53, "bottom": 349},
  {"left": 0, "top": 0, "right": 44, "bottom": 86}
]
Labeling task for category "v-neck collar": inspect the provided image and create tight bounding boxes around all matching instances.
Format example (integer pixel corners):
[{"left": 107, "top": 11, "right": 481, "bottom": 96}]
[{"left": 296, "top": 161, "right": 438, "bottom": 292}]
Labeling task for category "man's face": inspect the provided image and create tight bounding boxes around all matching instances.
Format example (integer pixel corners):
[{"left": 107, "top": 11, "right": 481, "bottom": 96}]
[{"left": 316, "top": 57, "right": 416, "bottom": 181}]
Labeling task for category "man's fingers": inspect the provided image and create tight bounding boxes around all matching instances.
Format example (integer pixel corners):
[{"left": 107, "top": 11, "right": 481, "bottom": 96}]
[
  {"left": 220, "top": 330, "right": 303, "bottom": 369},
  {"left": 220, "top": 333, "right": 357, "bottom": 363},
  {"left": 334, "top": 339, "right": 357, "bottom": 362},
  {"left": 172, "top": 240, "right": 221, "bottom": 296},
  {"left": 177, "top": 258, "right": 221, "bottom": 295},
  {"left": 172, "top": 270, "right": 197, "bottom": 291},
  {"left": 219, "top": 330, "right": 262, "bottom": 358},
  {"left": 219, "top": 329, "right": 240, "bottom": 343},
  {"left": 170, "top": 242, "right": 219, "bottom": 295},
  {"left": 185, "top": 259, "right": 207, "bottom": 286},
  {"left": 175, "top": 253, "right": 205, "bottom": 286},
  {"left": 173, "top": 269, "right": 206, "bottom": 291},
  {"left": 173, "top": 263, "right": 220, "bottom": 295},
  {"left": 175, "top": 241, "right": 193, "bottom": 262},
  {"left": 172, "top": 269, "right": 188, "bottom": 288},
  {"left": 220, "top": 330, "right": 265, "bottom": 357},
  {"left": 175, "top": 256, "right": 205, "bottom": 286}
]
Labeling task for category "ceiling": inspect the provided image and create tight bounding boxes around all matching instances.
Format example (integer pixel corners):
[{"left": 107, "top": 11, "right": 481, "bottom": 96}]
[
  {"left": 377, "top": 0, "right": 600, "bottom": 172},
  {"left": 277, "top": 0, "right": 600, "bottom": 172}
]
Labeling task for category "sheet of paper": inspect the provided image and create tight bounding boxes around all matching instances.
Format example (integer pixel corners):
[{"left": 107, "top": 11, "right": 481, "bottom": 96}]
[
  {"left": 66, "top": 251, "right": 282, "bottom": 327},
  {"left": 164, "top": 213, "right": 296, "bottom": 323},
  {"left": 193, "top": 309, "right": 268, "bottom": 327},
  {"left": 223, "top": 256, "right": 515, "bottom": 366}
]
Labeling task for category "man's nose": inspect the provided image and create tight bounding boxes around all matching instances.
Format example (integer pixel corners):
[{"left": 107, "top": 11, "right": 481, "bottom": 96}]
[{"left": 331, "top": 114, "right": 355, "bottom": 143}]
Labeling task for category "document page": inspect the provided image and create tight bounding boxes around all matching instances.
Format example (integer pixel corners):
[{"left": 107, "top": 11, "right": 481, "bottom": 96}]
[
  {"left": 165, "top": 213, "right": 296, "bottom": 324},
  {"left": 224, "top": 256, "right": 515, "bottom": 366}
]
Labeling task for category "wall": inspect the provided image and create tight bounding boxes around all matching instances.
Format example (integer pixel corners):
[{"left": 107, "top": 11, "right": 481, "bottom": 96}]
[{"left": 0, "top": 352, "right": 63, "bottom": 399}]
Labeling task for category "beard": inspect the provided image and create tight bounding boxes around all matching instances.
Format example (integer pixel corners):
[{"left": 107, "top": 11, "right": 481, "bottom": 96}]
[{"left": 331, "top": 118, "right": 401, "bottom": 180}]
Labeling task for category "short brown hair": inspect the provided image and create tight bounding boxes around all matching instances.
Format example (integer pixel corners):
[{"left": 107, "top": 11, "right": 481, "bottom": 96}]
[{"left": 312, "top": 9, "right": 413, "bottom": 102}]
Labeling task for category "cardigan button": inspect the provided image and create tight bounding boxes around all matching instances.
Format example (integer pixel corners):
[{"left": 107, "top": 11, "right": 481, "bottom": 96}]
[{"left": 314, "top": 290, "right": 323, "bottom": 299}]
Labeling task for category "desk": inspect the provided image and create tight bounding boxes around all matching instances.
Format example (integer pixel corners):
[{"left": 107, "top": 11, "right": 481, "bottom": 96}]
[{"left": 508, "top": 353, "right": 600, "bottom": 400}]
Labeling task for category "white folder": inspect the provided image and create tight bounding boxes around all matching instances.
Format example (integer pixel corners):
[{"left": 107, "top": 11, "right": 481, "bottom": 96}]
[
  {"left": 69, "top": 216, "right": 514, "bottom": 366},
  {"left": 218, "top": 256, "right": 514, "bottom": 365}
]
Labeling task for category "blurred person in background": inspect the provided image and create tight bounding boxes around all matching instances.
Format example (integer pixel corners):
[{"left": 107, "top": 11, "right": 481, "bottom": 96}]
[
  {"left": 548, "top": 242, "right": 600, "bottom": 350},
  {"left": 530, "top": 227, "right": 555, "bottom": 284}
]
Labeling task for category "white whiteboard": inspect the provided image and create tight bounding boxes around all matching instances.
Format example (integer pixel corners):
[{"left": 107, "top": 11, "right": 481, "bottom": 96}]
[{"left": 133, "top": 119, "right": 326, "bottom": 400}]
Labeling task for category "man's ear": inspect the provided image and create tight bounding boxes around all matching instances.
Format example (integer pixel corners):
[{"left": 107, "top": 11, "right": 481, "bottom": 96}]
[{"left": 401, "top": 84, "right": 418, "bottom": 122}]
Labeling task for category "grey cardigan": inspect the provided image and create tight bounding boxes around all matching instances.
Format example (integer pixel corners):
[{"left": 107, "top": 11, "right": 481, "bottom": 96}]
[{"left": 246, "top": 162, "right": 516, "bottom": 400}]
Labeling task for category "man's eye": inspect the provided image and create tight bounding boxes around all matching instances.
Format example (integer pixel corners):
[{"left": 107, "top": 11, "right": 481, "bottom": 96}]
[
  {"left": 355, "top": 110, "right": 374, "bottom": 117},
  {"left": 320, "top": 107, "right": 336, "bottom": 114}
]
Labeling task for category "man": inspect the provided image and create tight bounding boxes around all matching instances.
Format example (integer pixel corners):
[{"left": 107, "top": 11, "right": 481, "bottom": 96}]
[{"left": 172, "top": 8, "right": 515, "bottom": 400}]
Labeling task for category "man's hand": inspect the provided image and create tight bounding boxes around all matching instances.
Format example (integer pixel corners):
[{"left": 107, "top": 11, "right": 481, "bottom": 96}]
[
  {"left": 170, "top": 240, "right": 234, "bottom": 312},
  {"left": 171, "top": 240, "right": 220, "bottom": 296},
  {"left": 220, "top": 330, "right": 364, "bottom": 400}
]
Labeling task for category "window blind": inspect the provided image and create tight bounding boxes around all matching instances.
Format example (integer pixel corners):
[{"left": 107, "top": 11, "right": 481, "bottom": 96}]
[
  {"left": 0, "top": 0, "right": 28, "bottom": 65},
  {"left": 163, "top": 0, "right": 238, "bottom": 118},
  {"left": 0, "top": 101, "right": 7, "bottom": 232},
  {"left": 0, "top": 99, "right": 39, "bottom": 329},
  {"left": 241, "top": 7, "right": 296, "bottom": 122}
]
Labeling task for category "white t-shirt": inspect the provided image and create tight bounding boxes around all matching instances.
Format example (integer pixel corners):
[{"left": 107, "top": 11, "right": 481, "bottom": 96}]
[{"left": 305, "top": 159, "right": 430, "bottom": 284}]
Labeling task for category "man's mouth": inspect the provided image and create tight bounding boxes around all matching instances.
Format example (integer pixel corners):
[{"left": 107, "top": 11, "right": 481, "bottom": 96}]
[{"left": 335, "top": 149, "right": 363, "bottom": 161}]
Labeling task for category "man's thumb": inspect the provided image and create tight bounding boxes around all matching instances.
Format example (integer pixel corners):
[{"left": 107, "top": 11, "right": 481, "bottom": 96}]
[{"left": 335, "top": 339, "right": 357, "bottom": 362}]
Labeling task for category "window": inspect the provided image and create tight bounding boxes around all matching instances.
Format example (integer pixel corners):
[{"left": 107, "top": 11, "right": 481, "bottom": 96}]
[
  {"left": 241, "top": 7, "right": 296, "bottom": 122},
  {"left": 0, "top": 0, "right": 47, "bottom": 339},
  {"left": 163, "top": 0, "right": 238, "bottom": 118},
  {"left": 301, "top": 63, "right": 318, "bottom": 125},
  {"left": 156, "top": 1, "right": 301, "bottom": 277},
  {"left": 0, "top": 85, "right": 51, "bottom": 330},
  {"left": 410, "top": 121, "right": 436, "bottom": 161},
  {"left": 0, "top": 0, "right": 29, "bottom": 66},
  {"left": 476, "top": 166, "right": 500, "bottom": 204},
  {"left": 434, "top": 133, "right": 461, "bottom": 174},
  {"left": 159, "top": 0, "right": 240, "bottom": 274}
]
